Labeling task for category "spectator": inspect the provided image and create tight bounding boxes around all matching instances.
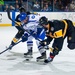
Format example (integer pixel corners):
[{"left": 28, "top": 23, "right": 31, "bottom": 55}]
[
  {"left": 33, "top": 1, "right": 40, "bottom": 11},
  {"left": 4, "top": 4, "right": 9, "bottom": 12},
  {"left": 54, "top": 0, "right": 64, "bottom": 11},
  {"left": 9, "top": 5, "right": 15, "bottom": 12},
  {"left": 53, "top": 0, "right": 59, "bottom": 11},
  {"left": 69, "top": 0, "right": 75, "bottom": 11},
  {"left": 64, "top": 6, "right": 69, "bottom": 12},
  {"left": 15, "top": 4, "right": 19, "bottom": 12},
  {"left": 41, "top": 0, "right": 44, "bottom": 9},
  {"left": 41, "top": 4, "right": 51, "bottom": 12},
  {"left": 0, "top": 5, "right": 2, "bottom": 11},
  {"left": 45, "top": 4, "right": 52, "bottom": 11},
  {"left": 41, "top": 6, "right": 48, "bottom": 12},
  {"left": 1, "top": 0, "right": 75, "bottom": 12},
  {"left": 15, "top": 0, "right": 22, "bottom": 7},
  {"left": 48, "top": 0, "right": 53, "bottom": 11}
]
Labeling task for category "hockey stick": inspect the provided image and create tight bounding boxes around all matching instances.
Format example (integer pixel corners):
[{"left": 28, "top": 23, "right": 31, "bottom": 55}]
[
  {"left": 7, "top": 9, "right": 21, "bottom": 26},
  {"left": 0, "top": 31, "right": 34, "bottom": 55},
  {"left": 0, "top": 40, "right": 22, "bottom": 55}
]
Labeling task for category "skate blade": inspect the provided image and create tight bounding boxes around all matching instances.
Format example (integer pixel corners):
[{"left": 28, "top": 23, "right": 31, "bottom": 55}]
[
  {"left": 24, "top": 55, "right": 33, "bottom": 58},
  {"left": 36, "top": 59, "right": 45, "bottom": 62}
]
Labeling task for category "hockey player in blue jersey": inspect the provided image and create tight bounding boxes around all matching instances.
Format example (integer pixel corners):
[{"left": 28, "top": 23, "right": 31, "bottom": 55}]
[{"left": 20, "top": 12, "right": 47, "bottom": 60}]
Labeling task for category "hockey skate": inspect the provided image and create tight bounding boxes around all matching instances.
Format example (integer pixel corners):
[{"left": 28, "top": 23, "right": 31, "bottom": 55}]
[
  {"left": 36, "top": 51, "right": 46, "bottom": 62},
  {"left": 8, "top": 44, "right": 13, "bottom": 50},
  {"left": 8, "top": 41, "right": 15, "bottom": 50},
  {"left": 44, "top": 53, "right": 55, "bottom": 64},
  {"left": 8, "top": 44, "right": 15, "bottom": 50},
  {"left": 24, "top": 50, "right": 33, "bottom": 59},
  {"left": 44, "top": 57, "right": 53, "bottom": 64}
]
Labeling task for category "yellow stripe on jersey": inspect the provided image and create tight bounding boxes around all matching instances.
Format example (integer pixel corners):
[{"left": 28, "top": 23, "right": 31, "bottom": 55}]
[
  {"left": 49, "top": 30, "right": 63, "bottom": 38},
  {"left": 49, "top": 20, "right": 68, "bottom": 38},
  {"left": 53, "top": 29, "right": 63, "bottom": 38},
  {"left": 73, "top": 22, "right": 75, "bottom": 26},
  {"left": 62, "top": 20, "right": 68, "bottom": 38}
]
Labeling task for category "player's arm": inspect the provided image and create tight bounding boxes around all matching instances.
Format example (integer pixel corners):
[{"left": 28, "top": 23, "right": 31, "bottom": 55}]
[{"left": 40, "top": 36, "right": 53, "bottom": 46}]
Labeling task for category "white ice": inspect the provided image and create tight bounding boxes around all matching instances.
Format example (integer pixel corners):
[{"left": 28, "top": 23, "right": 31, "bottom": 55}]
[{"left": 0, "top": 27, "right": 75, "bottom": 75}]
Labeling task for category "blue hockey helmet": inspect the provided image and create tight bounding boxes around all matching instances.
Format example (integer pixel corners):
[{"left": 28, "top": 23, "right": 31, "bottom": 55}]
[{"left": 19, "top": 13, "right": 27, "bottom": 21}]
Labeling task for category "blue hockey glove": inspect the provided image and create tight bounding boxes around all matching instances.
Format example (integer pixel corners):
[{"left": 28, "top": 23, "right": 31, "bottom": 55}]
[{"left": 22, "top": 33, "right": 28, "bottom": 42}]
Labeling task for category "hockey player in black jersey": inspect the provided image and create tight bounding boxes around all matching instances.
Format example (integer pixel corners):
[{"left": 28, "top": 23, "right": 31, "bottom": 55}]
[
  {"left": 37, "top": 16, "right": 75, "bottom": 63},
  {"left": 8, "top": 7, "right": 27, "bottom": 49}
]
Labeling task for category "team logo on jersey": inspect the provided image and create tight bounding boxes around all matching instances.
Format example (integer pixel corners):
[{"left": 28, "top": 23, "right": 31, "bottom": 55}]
[{"left": 31, "top": 15, "right": 35, "bottom": 19}]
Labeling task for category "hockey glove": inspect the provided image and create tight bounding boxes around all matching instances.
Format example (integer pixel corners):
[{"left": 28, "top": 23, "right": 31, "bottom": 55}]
[
  {"left": 40, "top": 40, "right": 47, "bottom": 46},
  {"left": 22, "top": 33, "right": 28, "bottom": 42},
  {"left": 40, "top": 39, "right": 50, "bottom": 46}
]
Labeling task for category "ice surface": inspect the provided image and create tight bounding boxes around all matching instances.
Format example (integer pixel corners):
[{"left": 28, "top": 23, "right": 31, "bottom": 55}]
[{"left": 0, "top": 27, "right": 75, "bottom": 75}]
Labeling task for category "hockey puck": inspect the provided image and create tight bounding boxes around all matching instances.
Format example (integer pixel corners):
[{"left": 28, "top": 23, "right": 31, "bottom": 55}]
[{"left": 26, "top": 59, "right": 29, "bottom": 61}]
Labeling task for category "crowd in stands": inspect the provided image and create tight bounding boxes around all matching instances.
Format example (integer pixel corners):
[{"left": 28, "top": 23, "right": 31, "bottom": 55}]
[{"left": 0, "top": 0, "right": 75, "bottom": 12}]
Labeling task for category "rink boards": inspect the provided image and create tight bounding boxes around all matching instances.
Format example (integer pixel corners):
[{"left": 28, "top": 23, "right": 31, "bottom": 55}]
[{"left": 0, "top": 12, "right": 75, "bottom": 26}]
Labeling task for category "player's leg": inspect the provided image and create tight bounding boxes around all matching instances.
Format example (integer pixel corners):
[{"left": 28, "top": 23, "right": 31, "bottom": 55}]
[
  {"left": 9, "top": 30, "right": 24, "bottom": 49},
  {"left": 35, "top": 42, "right": 49, "bottom": 62},
  {"left": 44, "top": 38, "right": 64, "bottom": 63},
  {"left": 36, "top": 27, "right": 47, "bottom": 61},
  {"left": 24, "top": 36, "right": 33, "bottom": 58},
  {"left": 36, "top": 42, "right": 47, "bottom": 62},
  {"left": 66, "top": 20, "right": 75, "bottom": 49}
]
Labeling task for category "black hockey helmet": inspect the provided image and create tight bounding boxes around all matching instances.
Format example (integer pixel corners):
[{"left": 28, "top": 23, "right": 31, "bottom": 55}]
[
  {"left": 19, "top": 6, "right": 26, "bottom": 13},
  {"left": 39, "top": 16, "right": 48, "bottom": 26}
]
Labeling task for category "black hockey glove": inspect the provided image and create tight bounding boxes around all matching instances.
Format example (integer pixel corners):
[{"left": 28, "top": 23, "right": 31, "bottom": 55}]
[
  {"left": 40, "top": 39, "right": 50, "bottom": 46},
  {"left": 40, "top": 40, "right": 47, "bottom": 46}
]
